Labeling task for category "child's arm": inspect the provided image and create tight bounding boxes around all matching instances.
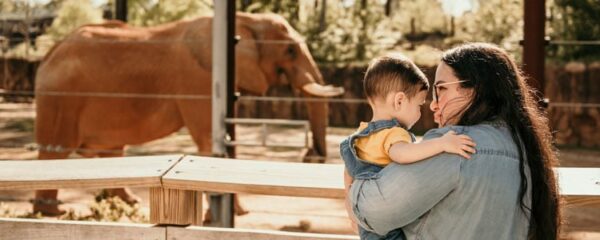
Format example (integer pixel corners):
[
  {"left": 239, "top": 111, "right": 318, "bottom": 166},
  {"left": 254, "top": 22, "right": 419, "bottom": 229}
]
[{"left": 389, "top": 130, "right": 476, "bottom": 164}]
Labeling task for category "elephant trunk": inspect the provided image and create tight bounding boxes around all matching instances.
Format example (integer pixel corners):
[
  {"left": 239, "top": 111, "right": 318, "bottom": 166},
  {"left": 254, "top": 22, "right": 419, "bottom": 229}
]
[
  {"left": 305, "top": 90, "right": 328, "bottom": 161},
  {"left": 293, "top": 43, "right": 343, "bottom": 162},
  {"left": 295, "top": 69, "right": 329, "bottom": 162}
]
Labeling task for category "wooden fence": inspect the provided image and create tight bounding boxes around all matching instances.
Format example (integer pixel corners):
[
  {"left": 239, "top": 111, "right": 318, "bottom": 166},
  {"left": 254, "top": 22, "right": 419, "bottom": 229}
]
[{"left": 0, "top": 155, "right": 599, "bottom": 239}]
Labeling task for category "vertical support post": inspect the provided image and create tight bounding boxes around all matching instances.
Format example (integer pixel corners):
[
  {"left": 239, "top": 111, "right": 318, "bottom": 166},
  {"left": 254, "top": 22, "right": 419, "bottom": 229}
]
[
  {"left": 522, "top": 0, "right": 546, "bottom": 97},
  {"left": 115, "top": 0, "right": 127, "bottom": 22},
  {"left": 194, "top": 191, "right": 205, "bottom": 225},
  {"left": 1, "top": 37, "right": 7, "bottom": 91},
  {"left": 261, "top": 124, "right": 267, "bottom": 146},
  {"left": 149, "top": 187, "right": 201, "bottom": 225},
  {"left": 210, "top": 0, "right": 236, "bottom": 228},
  {"left": 226, "top": 0, "right": 237, "bottom": 162}
]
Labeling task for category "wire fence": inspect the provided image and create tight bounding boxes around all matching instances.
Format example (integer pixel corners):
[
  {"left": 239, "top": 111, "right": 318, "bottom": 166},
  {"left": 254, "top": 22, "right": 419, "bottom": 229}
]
[
  {"left": 0, "top": 36, "right": 400, "bottom": 46},
  {"left": 0, "top": 141, "right": 331, "bottom": 161},
  {"left": 0, "top": 88, "right": 595, "bottom": 162},
  {"left": 0, "top": 90, "right": 212, "bottom": 100},
  {"left": 1, "top": 89, "right": 599, "bottom": 108},
  {"left": 549, "top": 40, "right": 600, "bottom": 46},
  {"left": 0, "top": 142, "right": 211, "bottom": 156},
  {"left": 1, "top": 29, "right": 599, "bottom": 162}
]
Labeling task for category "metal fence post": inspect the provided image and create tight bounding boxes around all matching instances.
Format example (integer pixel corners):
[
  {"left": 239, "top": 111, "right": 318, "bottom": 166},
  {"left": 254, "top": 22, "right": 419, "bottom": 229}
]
[{"left": 210, "top": 0, "right": 236, "bottom": 228}]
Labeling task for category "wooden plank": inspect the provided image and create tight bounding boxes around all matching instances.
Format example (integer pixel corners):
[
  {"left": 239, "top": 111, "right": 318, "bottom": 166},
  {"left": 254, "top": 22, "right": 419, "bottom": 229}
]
[
  {"left": 149, "top": 187, "right": 200, "bottom": 226},
  {"left": 161, "top": 157, "right": 600, "bottom": 207},
  {"left": 0, "top": 218, "right": 165, "bottom": 240},
  {"left": 162, "top": 156, "right": 345, "bottom": 199},
  {"left": 166, "top": 226, "right": 358, "bottom": 240},
  {"left": 194, "top": 191, "right": 204, "bottom": 225},
  {"left": 0, "top": 155, "right": 183, "bottom": 190},
  {"left": 557, "top": 167, "right": 600, "bottom": 207}
]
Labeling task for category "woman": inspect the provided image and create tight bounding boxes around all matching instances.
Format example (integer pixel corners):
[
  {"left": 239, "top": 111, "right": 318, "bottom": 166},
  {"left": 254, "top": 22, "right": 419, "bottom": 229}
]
[{"left": 348, "top": 43, "right": 561, "bottom": 239}]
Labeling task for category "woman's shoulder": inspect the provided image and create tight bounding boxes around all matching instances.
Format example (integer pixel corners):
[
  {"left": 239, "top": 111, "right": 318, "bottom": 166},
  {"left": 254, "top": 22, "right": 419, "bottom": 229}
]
[
  {"left": 425, "top": 121, "right": 519, "bottom": 157},
  {"left": 425, "top": 120, "right": 508, "bottom": 138}
]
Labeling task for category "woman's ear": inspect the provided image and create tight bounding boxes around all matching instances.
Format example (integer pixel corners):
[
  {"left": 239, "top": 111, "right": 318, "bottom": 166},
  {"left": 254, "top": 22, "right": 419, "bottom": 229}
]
[{"left": 461, "top": 88, "right": 475, "bottom": 100}]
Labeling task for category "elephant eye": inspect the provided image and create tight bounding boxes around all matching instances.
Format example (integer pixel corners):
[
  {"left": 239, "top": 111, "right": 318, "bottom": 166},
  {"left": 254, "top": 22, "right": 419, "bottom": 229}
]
[
  {"left": 276, "top": 67, "right": 285, "bottom": 75},
  {"left": 286, "top": 45, "right": 297, "bottom": 59}
]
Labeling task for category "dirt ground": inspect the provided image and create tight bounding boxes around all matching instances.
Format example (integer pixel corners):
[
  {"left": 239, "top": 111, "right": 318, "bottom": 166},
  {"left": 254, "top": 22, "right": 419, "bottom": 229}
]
[{"left": 0, "top": 102, "right": 599, "bottom": 239}]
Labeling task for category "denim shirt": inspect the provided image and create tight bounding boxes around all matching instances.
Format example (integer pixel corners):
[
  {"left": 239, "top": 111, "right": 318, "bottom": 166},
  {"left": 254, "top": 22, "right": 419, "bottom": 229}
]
[
  {"left": 349, "top": 121, "right": 532, "bottom": 240},
  {"left": 340, "top": 118, "right": 416, "bottom": 180}
]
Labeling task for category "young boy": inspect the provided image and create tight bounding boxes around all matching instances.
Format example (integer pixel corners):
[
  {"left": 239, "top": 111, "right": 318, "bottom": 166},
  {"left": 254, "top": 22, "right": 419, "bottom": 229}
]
[{"left": 340, "top": 54, "right": 476, "bottom": 240}]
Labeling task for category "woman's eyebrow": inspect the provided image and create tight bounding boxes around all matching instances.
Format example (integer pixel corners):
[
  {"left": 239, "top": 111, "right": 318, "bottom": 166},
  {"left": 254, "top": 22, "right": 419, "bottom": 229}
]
[{"left": 434, "top": 80, "right": 447, "bottom": 86}]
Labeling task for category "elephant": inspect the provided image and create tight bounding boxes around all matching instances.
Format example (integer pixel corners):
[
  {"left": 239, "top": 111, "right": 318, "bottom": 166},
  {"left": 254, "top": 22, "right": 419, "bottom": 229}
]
[{"left": 32, "top": 13, "right": 343, "bottom": 216}]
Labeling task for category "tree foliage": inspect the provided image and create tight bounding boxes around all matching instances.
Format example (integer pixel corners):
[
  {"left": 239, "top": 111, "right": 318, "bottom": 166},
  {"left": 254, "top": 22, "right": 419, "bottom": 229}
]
[
  {"left": 451, "top": 0, "right": 522, "bottom": 47},
  {"left": 45, "top": 0, "right": 103, "bottom": 41},
  {"left": 238, "top": 0, "right": 401, "bottom": 64},
  {"left": 3, "top": 0, "right": 598, "bottom": 62},
  {"left": 547, "top": 0, "right": 600, "bottom": 62},
  {"left": 126, "top": 0, "right": 213, "bottom": 26}
]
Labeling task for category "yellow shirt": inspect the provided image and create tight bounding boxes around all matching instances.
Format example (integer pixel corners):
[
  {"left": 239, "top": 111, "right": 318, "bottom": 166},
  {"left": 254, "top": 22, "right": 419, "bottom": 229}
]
[{"left": 354, "top": 122, "right": 412, "bottom": 166}]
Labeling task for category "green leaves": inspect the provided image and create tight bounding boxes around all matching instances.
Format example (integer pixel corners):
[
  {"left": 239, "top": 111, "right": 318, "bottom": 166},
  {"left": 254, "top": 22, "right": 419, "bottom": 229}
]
[
  {"left": 46, "top": 0, "right": 103, "bottom": 41},
  {"left": 127, "top": 0, "right": 213, "bottom": 27},
  {"left": 548, "top": 0, "right": 600, "bottom": 62}
]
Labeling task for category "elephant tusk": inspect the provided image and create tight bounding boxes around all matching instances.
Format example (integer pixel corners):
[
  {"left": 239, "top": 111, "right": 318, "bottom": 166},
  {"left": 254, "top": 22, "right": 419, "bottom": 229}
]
[{"left": 301, "top": 82, "right": 344, "bottom": 97}]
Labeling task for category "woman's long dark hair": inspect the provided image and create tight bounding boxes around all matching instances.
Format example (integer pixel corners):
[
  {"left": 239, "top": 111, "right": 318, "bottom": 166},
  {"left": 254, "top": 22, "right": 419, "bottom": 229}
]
[{"left": 441, "top": 43, "right": 561, "bottom": 239}]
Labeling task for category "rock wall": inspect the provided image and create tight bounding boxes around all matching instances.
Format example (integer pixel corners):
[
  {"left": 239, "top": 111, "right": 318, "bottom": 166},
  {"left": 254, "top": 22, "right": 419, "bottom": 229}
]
[
  {"left": 546, "top": 62, "right": 600, "bottom": 147},
  {"left": 0, "top": 58, "right": 38, "bottom": 103}
]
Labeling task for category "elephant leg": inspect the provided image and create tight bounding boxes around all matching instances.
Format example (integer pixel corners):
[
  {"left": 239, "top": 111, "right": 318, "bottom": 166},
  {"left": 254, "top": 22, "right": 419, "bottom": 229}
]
[
  {"left": 102, "top": 188, "right": 141, "bottom": 205},
  {"left": 233, "top": 194, "right": 248, "bottom": 216},
  {"left": 304, "top": 93, "right": 328, "bottom": 163},
  {"left": 33, "top": 150, "right": 71, "bottom": 216},
  {"left": 97, "top": 148, "right": 141, "bottom": 205},
  {"left": 202, "top": 193, "right": 248, "bottom": 225}
]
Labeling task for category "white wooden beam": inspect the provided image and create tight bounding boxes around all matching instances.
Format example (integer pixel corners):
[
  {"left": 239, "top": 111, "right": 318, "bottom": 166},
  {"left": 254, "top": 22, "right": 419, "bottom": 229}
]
[
  {"left": 166, "top": 226, "right": 358, "bottom": 240},
  {"left": 0, "top": 155, "right": 182, "bottom": 190},
  {"left": 0, "top": 218, "right": 165, "bottom": 240}
]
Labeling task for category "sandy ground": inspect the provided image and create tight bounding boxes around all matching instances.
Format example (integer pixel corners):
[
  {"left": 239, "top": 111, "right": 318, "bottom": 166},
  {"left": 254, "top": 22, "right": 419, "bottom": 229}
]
[{"left": 0, "top": 102, "right": 599, "bottom": 239}]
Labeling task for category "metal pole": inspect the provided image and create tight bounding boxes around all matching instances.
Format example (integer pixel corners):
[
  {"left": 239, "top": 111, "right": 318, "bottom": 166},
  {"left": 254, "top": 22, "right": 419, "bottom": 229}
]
[
  {"left": 210, "top": 0, "right": 235, "bottom": 228},
  {"left": 226, "top": 0, "right": 237, "bottom": 161},
  {"left": 115, "top": 0, "right": 127, "bottom": 22},
  {"left": 522, "top": 0, "right": 546, "bottom": 97}
]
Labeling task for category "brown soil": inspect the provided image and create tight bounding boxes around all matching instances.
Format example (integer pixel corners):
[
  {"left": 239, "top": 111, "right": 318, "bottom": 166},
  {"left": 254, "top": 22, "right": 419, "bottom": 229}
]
[{"left": 0, "top": 102, "right": 598, "bottom": 239}]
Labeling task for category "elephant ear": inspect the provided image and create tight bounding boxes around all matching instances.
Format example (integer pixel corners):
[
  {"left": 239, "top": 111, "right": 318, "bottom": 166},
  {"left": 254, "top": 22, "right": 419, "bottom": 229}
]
[
  {"left": 235, "top": 24, "right": 270, "bottom": 95},
  {"left": 184, "top": 16, "right": 269, "bottom": 95}
]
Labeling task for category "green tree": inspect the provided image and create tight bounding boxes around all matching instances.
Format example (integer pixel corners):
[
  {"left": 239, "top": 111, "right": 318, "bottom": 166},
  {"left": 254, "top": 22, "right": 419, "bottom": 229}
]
[
  {"left": 236, "top": 0, "right": 300, "bottom": 27},
  {"left": 450, "top": 0, "right": 523, "bottom": 52},
  {"left": 127, "top": 0, "right": 213, "bottom": 27},
  {"left": 0, "top": 0, "right": 16, "bottom": 13},
  {"left": 238, "top": 0, "right": 400, "bottom": 63},
  {"left": 45, "top": 0, "right": 103, "bottom": 41},
  {"left": 391, "top": 0, "right": 447, "bottom": 35},
  {"left": 548, "top": 0, "right": 600, "bottom": 61}
]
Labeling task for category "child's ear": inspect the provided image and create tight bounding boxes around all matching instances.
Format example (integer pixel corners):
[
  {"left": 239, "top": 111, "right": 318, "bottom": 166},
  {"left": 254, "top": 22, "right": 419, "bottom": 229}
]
[{"left": 393, "top": 92, "right": 406, "bottom": 109}]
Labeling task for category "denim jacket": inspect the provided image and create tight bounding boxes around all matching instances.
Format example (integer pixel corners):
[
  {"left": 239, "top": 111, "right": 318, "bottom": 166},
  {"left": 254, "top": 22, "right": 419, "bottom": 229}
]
[
  {"left": 349, "top": 121, "right": 532, "bottom": 240},
  {"left": 340, "top": 119, "right": 414, "bottom": 240},
  {"left": 340, "top": 118, "right": 415, "bottom": 180}
]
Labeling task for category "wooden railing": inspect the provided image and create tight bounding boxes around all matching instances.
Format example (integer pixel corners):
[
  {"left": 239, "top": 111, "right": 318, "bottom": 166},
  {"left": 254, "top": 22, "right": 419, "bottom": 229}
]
[{"left": 0, "top": 155, "right": 598, "bottom": 239}]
